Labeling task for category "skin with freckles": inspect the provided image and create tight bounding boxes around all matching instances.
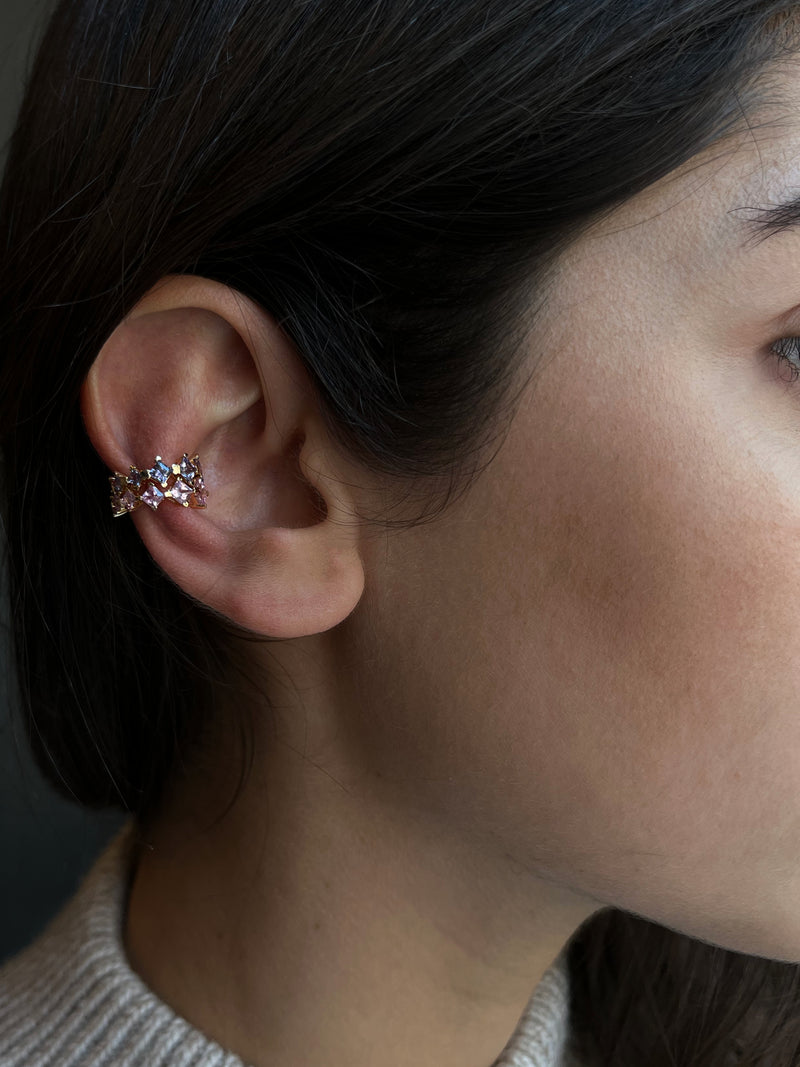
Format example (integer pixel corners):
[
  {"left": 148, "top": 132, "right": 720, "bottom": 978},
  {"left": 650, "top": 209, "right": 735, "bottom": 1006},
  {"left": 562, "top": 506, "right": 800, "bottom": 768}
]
[{"left": 83, "top": 60, "right": 800, "bottom": 1067}]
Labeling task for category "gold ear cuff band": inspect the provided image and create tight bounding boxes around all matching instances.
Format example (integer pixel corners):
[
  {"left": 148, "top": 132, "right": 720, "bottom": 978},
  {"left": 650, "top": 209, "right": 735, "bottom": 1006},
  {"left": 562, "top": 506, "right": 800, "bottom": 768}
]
[{"left": 109, "top": 453, "right": 207, "bottom": 517}]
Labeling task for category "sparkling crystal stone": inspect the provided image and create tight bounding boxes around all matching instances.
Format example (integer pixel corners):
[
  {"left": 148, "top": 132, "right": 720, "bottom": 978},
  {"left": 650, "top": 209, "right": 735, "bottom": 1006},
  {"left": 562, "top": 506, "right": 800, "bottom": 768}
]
[
  {"left": 121, "top": 489, "right": 140, "bottom": 511},
  {"left": 127, "top": 467, "right": 144, "bottom": 490},
  {"left": 169, "top": 478, "right": 193, "bottom": 505},
  {"left": 110, "top": 473, "right": 126, "bottom": 495},
  {"left": 148, "top": 457, "right": 172, "bottom": 486},
  {"left": 179, "top": 454, "right": 196, "bottom": 482},
  {"left": 193, "top": 484, "right": 208, "bottom": 506},
  {"left": 141, "top": 482, "right": 165, "bottom": 510},
  {"left": 111, "top": 494, "right": 127, "bottom": 517}
]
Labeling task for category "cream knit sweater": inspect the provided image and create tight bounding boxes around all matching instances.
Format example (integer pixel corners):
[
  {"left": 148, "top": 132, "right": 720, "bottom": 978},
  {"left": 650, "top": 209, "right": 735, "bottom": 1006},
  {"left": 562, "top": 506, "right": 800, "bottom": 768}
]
[{"left": 0, "top": 820, "right": 577, "bottom": 1066}]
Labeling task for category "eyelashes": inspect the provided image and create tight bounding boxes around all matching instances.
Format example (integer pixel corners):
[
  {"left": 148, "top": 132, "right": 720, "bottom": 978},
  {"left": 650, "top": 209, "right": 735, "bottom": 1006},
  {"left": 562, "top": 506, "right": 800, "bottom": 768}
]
[{"left": 771, "top": 336, "right": 800, "bottom": 383}]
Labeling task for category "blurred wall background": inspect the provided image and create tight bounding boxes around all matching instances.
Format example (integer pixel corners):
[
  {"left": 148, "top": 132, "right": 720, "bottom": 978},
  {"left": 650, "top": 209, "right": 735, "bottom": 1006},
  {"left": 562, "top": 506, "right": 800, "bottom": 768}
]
[
  {"left": 0, "top": 0, "right": 127, "bottom": 966},
  {"left": 1, "top": 0, "right": 50, "bottom": 166}
]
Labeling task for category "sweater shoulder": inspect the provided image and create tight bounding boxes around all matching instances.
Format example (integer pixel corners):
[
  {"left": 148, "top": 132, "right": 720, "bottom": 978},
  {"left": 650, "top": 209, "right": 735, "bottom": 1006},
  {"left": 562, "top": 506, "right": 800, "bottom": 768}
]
[{"left": 0, "top": 820, "right": 244, "bottom": 1067}]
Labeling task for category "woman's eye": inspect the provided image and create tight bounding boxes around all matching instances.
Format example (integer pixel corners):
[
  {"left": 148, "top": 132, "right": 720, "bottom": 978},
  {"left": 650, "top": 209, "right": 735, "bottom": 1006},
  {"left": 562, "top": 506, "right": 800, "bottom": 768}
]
[{"left": 771, "top": 337, "right": 800, "bottom": 382}]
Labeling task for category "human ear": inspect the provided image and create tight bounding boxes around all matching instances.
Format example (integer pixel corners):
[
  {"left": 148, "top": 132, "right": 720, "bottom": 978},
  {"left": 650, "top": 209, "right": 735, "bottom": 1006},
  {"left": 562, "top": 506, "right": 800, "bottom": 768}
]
[{"left": 79, "top": 274, "right": 365, "bottom": 638}]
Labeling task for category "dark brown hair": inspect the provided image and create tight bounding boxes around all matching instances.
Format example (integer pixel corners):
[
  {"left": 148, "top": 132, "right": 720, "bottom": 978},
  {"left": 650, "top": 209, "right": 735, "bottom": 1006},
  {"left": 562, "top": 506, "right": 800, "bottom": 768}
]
[{"left": 2, "top": 1, "right": 800, "bottom": 1063}]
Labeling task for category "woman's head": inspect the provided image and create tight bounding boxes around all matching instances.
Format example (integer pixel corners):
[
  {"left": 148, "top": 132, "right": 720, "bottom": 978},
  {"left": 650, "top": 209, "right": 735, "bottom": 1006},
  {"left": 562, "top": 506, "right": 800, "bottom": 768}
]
[{"left": 4, "top": 2, "right": 800, "bottom": 1062}]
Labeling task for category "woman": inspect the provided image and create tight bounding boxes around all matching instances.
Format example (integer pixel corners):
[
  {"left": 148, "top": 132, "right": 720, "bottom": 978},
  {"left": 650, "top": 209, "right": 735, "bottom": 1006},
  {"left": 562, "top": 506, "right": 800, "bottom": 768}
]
[{"left": 2, "top": 1, "right": 800, "bottom": 1064}]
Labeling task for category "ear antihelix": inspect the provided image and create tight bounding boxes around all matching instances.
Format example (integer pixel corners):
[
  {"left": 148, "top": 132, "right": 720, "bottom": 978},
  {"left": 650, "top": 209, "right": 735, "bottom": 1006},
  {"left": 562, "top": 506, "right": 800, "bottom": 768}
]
[{"left": 109, "top": 452, "right": 208, "bottom": 517}]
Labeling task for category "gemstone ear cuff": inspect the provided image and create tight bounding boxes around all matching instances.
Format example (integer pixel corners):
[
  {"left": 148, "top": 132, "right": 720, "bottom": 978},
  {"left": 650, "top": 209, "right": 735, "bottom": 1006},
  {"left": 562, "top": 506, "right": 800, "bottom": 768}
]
[{"left": 109, "top": 453, "right": 208, "bottom": 517}]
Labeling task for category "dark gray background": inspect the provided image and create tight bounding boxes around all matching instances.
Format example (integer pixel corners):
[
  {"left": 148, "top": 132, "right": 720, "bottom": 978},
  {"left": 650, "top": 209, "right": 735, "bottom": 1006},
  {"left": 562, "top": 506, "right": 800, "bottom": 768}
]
[
  {"left": 1, "top": 0, "right": 127, "bottom": 966},
  {"left": 1, "top": 0, "right": 51, "bottom": 166}
]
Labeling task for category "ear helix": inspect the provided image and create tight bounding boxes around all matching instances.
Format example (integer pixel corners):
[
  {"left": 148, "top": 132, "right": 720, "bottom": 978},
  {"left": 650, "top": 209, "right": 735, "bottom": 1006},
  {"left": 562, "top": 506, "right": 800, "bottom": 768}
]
[{"left": 109, "top": 453, "right": 208, "bottom": 517}]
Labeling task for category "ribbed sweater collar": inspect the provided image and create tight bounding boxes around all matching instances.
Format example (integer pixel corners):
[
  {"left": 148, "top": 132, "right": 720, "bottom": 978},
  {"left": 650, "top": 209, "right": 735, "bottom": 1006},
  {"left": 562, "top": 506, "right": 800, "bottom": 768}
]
[{"left": 0, "top": 819, "right": 573, "bottom": 1066}]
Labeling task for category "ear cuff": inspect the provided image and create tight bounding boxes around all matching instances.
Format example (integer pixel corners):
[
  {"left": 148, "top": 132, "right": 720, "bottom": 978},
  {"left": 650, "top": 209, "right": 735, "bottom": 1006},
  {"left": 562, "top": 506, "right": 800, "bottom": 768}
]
[{"left": 109, "top": 453, "right": 208, "bottom": 517}]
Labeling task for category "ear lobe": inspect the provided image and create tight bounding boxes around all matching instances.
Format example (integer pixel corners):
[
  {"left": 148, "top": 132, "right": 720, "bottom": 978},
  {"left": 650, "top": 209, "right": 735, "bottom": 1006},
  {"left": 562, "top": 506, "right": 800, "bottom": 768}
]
[
  {"left": 141, "top": 489, "right": 366, "bottom": 639},
  {"left": 80, "top": 274, "right": 366, "bottom": 639}
]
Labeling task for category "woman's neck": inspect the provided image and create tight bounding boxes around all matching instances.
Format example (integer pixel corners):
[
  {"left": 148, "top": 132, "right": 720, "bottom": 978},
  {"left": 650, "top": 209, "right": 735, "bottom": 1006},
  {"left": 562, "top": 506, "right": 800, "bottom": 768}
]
[{"left": 123, "top": 709, "right": 594, "bottom": 1067}]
